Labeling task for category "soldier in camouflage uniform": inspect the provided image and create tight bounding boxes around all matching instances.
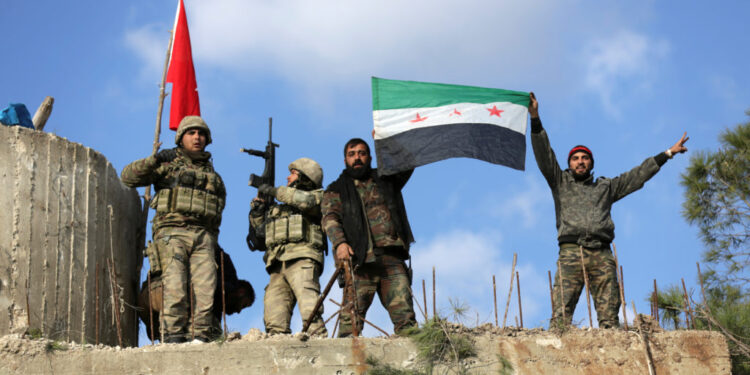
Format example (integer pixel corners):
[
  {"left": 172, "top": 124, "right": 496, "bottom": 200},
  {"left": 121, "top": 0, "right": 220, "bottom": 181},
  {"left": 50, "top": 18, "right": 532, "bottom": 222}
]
[
  {"left": 528, "top": 93, "right": 688, "bottom": 328},
  {"left": 249, "top": 158, "right": 328, "bottom": 335},
  {"left": 322, "top": 138, "right": 416, "bottom": 337},
  {"left": 122, "top": 116, "right": 226, "bottom": 343}
]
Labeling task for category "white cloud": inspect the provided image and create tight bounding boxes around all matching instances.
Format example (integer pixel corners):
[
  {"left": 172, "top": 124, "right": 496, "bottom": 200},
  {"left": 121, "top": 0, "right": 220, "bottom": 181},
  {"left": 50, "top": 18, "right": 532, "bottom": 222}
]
[
  {"left": 125, "top": 0, "right": 562, "bottom": 98},
  {"left": 123, "top": 23, "right": 170, "bottom": 80},
  {"left": 582, "top": 30, "right": 669, "bottom": 117},
  {"left": 480, "top": 175, "right": 548, "bottom": 228}
]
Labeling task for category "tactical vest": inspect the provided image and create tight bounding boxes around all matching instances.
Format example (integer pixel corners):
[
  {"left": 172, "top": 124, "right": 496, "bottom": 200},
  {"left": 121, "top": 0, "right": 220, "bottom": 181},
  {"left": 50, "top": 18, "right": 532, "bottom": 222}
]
[
  {"left": 150, "top": 157, "right": 225, "bottom": 224},
  {"left": 264, "top": 204, "right": 324, "bottom": 250}
]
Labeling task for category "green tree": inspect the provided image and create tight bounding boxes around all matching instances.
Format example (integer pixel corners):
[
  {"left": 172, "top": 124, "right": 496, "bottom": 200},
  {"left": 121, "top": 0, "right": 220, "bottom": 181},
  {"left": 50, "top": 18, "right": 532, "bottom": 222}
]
[
  {"left": 675, "top": 114, "right": 750, "bottom": 373},
  {"left": 681, "top": 116, "right": 750, "bottom": 291}
]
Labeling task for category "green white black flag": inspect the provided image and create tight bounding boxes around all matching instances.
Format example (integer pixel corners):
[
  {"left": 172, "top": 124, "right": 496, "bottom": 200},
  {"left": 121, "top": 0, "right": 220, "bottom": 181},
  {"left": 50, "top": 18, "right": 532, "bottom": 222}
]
[{"left": 372, "top": 77, "right": 529, "bottom": 175}]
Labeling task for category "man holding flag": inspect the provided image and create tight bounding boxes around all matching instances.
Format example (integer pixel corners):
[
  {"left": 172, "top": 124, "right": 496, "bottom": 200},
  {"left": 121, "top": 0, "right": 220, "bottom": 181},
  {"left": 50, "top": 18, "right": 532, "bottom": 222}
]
[{"left": 528, "top": 93, "right": 689, "bottom": 328}]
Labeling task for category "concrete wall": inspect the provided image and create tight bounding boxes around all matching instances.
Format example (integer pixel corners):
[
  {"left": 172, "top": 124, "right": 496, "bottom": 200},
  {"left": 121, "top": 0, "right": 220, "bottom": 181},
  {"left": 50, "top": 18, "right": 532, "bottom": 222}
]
[
  {"left": 0, "top": 125, "right": 142, "bottom": 346},
  {"left": 0, "top": 330, "right": 732, "bottom": 374}
]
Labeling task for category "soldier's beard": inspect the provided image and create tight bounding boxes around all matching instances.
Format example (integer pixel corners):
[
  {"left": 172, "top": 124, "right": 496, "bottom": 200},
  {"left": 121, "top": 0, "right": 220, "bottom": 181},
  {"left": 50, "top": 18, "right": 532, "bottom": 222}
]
[{"left": 345, "top": 162, "right": 372, "bottom": 180}]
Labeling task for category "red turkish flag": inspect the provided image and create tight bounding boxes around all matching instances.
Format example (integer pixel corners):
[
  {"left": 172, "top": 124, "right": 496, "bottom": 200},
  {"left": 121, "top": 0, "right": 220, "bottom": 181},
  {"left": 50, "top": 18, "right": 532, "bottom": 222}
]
[{"left": 166, "top": 0, "right": 200, "bottom": 130}]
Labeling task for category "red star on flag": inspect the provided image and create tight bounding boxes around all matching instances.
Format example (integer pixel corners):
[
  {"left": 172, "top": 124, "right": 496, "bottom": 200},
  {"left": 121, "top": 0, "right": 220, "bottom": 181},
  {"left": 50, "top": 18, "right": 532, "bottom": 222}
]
[
  {"left": 487, "top": 105, "right": 504, "bottom": 117},
  {"left": 449, "top": 109, "right": 462, "bottom": 117},
  {"left": 410, "top": 113, "right": 428, "bottom": 123}
]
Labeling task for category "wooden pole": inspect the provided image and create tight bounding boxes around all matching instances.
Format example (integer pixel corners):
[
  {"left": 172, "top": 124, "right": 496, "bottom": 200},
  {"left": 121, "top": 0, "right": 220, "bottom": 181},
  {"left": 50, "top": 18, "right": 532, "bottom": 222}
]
[
  {"left": 502, "top": 253, "right": 517, "bottom": 329},
  {"left": 613, "top": 243, "right": 628, "bottom": 330},
  {"left": 220, "top": 251, "right": 227, "bottom": 338},
  {"left": 329, "top": 299, "right": 389, "bottom": 336},
  {"left": 547, "top": 270, "right": 555, "bottom": 317},
  {"left": 696, "top": 262, "right": 712, "bottom": 331},
  {"left": 310, "top": 307, "right": 342, "bottom": 337},
  {"left": 32, "top": 96, "right": 54, "bottom": 131},
  {"left": 432, "top": 267, "right": 436, "bottom": 318},
  {"left": 620, "top": 265, "right": 628, "bottom": 330},
  {"left": 344, "top": 260, "right": 359, "bottom": 337},
  {"left": 144, "top": 30, "right": 174, "bottom": 203},
  {"left": 516, "top": 271, "right": 523, "bottom": 328},
  {"left": 108, "top": 259, "right": 123, "bottom": 347},
  {"left": 422, "top": 279, "right": 428, "bottom": 321},
  {"left": 493, "top": 275, "right": 498, "bottom": 327},
  {"left": 147, "top": 271, "right": 154, "bottom": 345},
  {"left": 681, "top": 278, "right": 694, "bottom": 329},
  {"left": 653, "top": 279, "right": 659, "bottom": 327},
  {"left": 407, "top": 285, "right": 427, "bottom": 324},
  {"left": 558, "top": 261, "right": 566, "bottom": 324},
  {"left": 302, "top": 264, "right": 343, "bottom": 333},
  {"left": 578, "top": 246, "right": 593, "bottom": 328}
]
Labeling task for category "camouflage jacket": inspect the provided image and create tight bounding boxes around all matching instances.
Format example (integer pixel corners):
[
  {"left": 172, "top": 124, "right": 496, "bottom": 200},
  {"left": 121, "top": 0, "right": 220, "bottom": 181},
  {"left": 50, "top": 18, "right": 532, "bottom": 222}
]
[
  {"left": 250, "top": 186, "right": 327, "bottom": 270},
  {"left": 121, "top": 148, "right": 226, "bottom": 235},
  {"left": 322, "top": 169, "right": 413, "bottom": 265},
  {"left": 531, "top": 119, "right": 663, "bottom": 248}
]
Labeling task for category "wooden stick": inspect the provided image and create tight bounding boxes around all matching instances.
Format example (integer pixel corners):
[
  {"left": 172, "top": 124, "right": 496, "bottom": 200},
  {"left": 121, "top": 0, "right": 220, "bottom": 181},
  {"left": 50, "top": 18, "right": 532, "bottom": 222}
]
[
  {"left": 344, "top": 260, "right": 360, "bottom": 337},
  {"left": 331, "top": 312, "right": 340, "bottom": 338},
  {"left": 32, "top": 96, "right": 54, "bottom": 131},
  {"left": 329, "top": 299, "right": 389, "bottom": 336},
  {"left": 143, "top": 31, "right": 174, "bottom": 203},
  {"left": 515, "top": 316, "right": 519, "bottom": 328},
  {"left": 493, "top": 275, "right": 498, "bottom": 327},
  {"left": 653, "top": 279, "right": 659, "bottom": 327},
  {"left": 619, "top": 265, "right": 628, "bottom": 330},
  {"left": 107, "top": 258, "right": 123, "bottom": 347},
  {"left": 303, "top": 264, "right": 343, "bottom": 333},
  {"left": 613, "top": 243, "right": 628, "bottom": 330},
  {"left": 558, "top": 261, "right": 566, "bottom": 324},
  {"left": 422, "top": 279, "right": 428, "bottom": 321},
  {"left": 220, "top": 251, "right": 227, "bottom": 338},
  {"left": 95, "top": 262, "right": 100, "bottom": 345},
  {"left": 547, "top": 270, "right": 555, "bottom": 318},
  {"left": 432, "top": 266, "right": 436, "bottom": 318},
  {"left": 147, "top": 271, "right": 154, "bottom": 345},
  {"left": 681, "top": 278, "right": 694, "bottom": 329},
  {"left": 516, "top": 271, "right": 523, "bottom": 328},
  {"left": 696, "top": 262, "right": 711, "bottom": 331},
  {"left": 407, "top": 285, "right": 427, "bottom": 324},
  {"left": 310, "top": 307, "right": 342, "bottom": 337},
  {"left": 502, "top": 253, "right": 517, "bottom": 329},
  {"left": 578, "top": 246, "right": 593, "bottom": 328}
]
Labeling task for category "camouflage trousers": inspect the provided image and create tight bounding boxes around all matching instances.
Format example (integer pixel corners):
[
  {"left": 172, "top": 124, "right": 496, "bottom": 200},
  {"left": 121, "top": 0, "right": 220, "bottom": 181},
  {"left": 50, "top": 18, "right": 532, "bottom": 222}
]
[
  {"left": 264, "top": 258, "right": 327, "bottom": 336},
  {"left": 154, "top": 226, "right": 217, "bottom": 341},
  {"left": 551, "top": 243, "right": 620, "bottom": 328},
  {"left": 338, "top": 254, "right": 416, "bottom": 337}
]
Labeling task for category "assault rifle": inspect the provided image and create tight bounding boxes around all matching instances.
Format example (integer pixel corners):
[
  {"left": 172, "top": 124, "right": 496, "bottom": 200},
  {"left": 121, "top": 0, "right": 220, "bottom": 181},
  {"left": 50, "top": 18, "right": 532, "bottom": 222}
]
[{"left": 242, "top": 117, "right": 279, "bottom": 251}]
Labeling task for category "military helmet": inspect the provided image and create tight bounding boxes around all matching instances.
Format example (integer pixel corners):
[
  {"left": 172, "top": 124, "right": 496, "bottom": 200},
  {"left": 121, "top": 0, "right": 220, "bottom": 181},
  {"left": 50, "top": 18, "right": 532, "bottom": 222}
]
[
  {"left": 289, "top": 158, "right": 323, "bottom": 188},
  {"left": 175, "top": 116, "right": 212, "bottom": 146}
]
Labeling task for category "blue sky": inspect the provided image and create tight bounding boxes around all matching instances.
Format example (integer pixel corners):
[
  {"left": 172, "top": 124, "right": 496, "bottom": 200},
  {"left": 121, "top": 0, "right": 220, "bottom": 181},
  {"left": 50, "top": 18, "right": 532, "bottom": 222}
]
[{"left": 4, "top": 1, "right": 749, "bottom": 342}]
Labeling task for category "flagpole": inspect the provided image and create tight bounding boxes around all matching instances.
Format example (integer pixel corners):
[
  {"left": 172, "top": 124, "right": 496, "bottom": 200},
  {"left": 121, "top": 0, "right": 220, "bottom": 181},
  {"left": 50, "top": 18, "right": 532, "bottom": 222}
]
[{"left": 144, "top": 30, "right": 174, "bottom": 203}]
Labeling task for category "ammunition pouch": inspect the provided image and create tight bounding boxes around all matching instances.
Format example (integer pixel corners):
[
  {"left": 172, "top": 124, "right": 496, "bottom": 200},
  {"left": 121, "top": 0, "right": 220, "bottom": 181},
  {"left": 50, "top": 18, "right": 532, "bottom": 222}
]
[
  {"left": 145, "top": 240, "right": 162, "bottom": 275},
  {"left": 152, "top": 168, "right": 225, "bottom": 221},
  {"left": 264, "top": 210, "right": 325, "bottom": 250}
]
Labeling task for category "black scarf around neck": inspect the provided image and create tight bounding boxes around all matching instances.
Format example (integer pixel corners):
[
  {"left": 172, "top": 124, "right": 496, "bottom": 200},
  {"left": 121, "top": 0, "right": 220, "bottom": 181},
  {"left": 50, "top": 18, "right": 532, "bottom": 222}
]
[{"left": 328, "top": 168, "right": 413, "bottom": 266}]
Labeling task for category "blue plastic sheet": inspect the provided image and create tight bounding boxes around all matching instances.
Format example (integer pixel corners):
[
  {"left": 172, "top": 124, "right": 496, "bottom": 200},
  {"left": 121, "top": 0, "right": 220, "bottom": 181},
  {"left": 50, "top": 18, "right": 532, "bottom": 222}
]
[{"left": 0, "top": 103, "right": 35, "bottom": 129}]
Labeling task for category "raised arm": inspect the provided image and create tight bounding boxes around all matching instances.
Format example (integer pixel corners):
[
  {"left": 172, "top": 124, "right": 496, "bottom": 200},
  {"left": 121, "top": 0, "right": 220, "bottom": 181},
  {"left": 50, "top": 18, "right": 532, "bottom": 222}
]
[
  {"left": 274, "top": 186, "right": 323, "bottom": 215},
  {"left": 610, "top": 132, "right": 689, "bottom": 201},
  {"left": 528, "top": 93, "right": 563, "bottom": 188},
  {"left": 120, "top": 148, "right": 176, "bottom": 188}
]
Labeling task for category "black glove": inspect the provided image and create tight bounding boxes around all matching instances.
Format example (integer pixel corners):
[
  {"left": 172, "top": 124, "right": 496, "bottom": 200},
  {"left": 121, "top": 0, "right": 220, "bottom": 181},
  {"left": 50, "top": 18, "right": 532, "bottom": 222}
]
[
  {"left": 155, "top": 148, "right": 178, "bottom": 163},
  {"left": 258, "top": 184, "right": 277, "bottom": 196}
]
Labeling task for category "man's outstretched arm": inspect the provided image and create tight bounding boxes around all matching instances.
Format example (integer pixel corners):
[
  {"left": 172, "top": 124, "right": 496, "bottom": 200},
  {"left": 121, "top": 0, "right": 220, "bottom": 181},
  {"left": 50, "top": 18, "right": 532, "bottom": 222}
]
[{"left": 611, "top": 132, "right": 690, "bottom": 201}]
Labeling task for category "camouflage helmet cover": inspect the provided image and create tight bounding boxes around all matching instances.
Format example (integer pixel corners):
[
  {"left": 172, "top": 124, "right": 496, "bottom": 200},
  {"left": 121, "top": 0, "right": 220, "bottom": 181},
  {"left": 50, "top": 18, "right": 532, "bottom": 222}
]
[
  {"left": 289, "top": 158, "right": 323, "bottom": 188},
  {"left": 175, "top": 116, "right": 212, "bottom": 146}
]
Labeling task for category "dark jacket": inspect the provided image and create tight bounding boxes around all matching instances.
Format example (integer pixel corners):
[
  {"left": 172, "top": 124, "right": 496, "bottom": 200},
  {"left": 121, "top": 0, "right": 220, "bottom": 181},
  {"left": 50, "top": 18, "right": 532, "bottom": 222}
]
[{"left": 531, "top": 118, "right": 666, "bottom": 248}]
